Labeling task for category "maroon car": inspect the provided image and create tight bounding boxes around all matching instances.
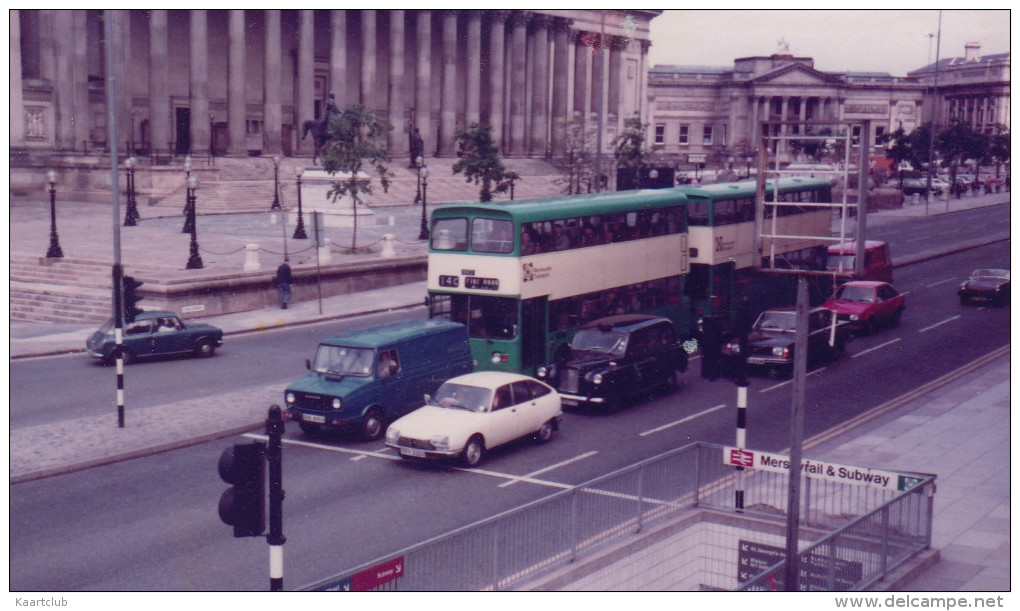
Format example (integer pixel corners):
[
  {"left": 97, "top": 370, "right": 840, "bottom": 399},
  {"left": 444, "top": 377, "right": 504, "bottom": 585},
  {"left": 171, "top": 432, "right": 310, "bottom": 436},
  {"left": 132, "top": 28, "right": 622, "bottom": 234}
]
[{"left": 822, "top": 280, "right": 905, "bottom": 335}]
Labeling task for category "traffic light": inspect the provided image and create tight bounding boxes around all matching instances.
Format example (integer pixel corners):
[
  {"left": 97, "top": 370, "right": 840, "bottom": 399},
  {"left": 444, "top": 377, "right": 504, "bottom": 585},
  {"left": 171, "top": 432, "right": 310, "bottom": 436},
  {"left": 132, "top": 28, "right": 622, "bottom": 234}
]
[
  {"left": 122, "top": 275, "right": 144, "bottom": 323},
  {"left": 700, "top": 317, "right": 723, "bottom": 381},
  {"left": 218, "top": 441, "right": 266, "bottom": 538}
]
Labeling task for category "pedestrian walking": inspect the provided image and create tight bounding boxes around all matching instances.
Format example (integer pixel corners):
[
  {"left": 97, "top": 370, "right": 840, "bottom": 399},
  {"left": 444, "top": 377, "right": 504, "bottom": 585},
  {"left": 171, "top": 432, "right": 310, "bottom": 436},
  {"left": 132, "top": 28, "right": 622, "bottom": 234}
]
[{"left": 276, "top": 258, "right": 292, "bottom": 309}]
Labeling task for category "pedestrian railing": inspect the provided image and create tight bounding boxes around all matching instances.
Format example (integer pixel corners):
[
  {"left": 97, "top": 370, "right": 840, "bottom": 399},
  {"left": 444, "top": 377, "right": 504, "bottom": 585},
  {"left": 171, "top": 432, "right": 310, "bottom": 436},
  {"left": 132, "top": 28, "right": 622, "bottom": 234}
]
[{"left": 300, "top": 442, "right": 934, "bottom": 592}]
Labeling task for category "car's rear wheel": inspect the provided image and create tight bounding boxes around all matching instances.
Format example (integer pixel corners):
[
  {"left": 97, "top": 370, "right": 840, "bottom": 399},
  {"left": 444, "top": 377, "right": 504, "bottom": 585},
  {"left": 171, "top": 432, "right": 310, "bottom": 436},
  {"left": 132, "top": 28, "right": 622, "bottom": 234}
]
[
  {"left": 535, "top": 420, "right": 555, "bottom": 443},
  {"left": 194, "top": 339, "right": 216, "bottom": 358},
  {"left": 461, "top": 435, "right": 485, "bottom": 468},
  {"left": 361, "top": 408, "right": 385, "bottom": 441}
]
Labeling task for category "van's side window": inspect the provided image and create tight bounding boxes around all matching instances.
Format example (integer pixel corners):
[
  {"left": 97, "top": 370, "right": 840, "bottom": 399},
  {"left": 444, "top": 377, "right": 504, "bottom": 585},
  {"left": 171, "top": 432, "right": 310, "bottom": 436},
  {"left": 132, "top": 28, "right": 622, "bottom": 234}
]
[{"left": 377, "top": 349, "right": 400, "bottom": 378}]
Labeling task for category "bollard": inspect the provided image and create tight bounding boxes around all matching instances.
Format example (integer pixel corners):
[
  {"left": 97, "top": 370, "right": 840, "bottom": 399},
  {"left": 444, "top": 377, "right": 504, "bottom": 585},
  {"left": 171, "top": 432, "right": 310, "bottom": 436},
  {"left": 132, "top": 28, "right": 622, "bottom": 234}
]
[
  {"left": 244, "top": 243, "right": 261, "bottom": 271},
  {"left": 911, "top": 193, "right": 920, "bottom": 206},
  {"left": 318, "top": 245, "right": 332, "bottom": 264},
  {"left": 380, "top": 234, "right": 396, "bottom": 258},
  {"left": 388, "top": 215, "right": 395, "bottom": 226}
]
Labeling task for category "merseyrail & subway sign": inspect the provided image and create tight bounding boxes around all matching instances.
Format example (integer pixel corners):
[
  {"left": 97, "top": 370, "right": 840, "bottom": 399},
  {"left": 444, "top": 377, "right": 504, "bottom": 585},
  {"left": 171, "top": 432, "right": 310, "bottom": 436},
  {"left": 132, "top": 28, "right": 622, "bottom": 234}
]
[{"left": 724, "top": 447, "right": 926, "bottom": 492}]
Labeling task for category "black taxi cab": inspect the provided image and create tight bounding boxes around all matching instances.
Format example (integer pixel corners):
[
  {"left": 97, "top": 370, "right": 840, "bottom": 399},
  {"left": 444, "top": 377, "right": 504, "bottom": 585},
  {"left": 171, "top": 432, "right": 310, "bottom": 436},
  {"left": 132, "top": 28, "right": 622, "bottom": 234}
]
[{"left": 536, "top": 314, "right": 687, "bottom": 410}]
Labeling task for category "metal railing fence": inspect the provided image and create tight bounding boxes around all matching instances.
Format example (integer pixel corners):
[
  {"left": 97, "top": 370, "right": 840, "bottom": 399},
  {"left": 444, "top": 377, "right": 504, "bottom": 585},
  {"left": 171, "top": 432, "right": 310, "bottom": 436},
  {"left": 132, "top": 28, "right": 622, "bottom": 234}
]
[{"left": 301, "top": 442, "right": 933, "bottom": 591}]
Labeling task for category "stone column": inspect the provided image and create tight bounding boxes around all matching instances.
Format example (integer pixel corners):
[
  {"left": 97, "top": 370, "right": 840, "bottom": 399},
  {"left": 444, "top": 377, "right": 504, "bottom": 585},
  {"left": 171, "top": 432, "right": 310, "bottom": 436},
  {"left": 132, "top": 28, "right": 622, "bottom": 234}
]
[
  {"left": 529, "top": 14, "right": 550, "bottom": 157},
  {"left": 264, "top": 10, "right": 282, "bottom": 155},
  {"left": 361, "top": 10, "right": 377, "bottom": 112},
  {"left": 388, "top": 10, "right": 406, "bottom": 155},
  {"left": 296, "top": 10, "right": 314, "bottom": 156},
  {"left": 573, "top": 31, "right": 591, "bottom": 124},
  {"left": 52, "top": 10, "right": 76, "bottom": 151},
  {"left": 414, "top": 10, "right": 432, "bottom": 156},
  {"left": 779, "top": 96, "right": 789, "bottom": 155},
  {"left": 148, "top": 10, "right": 170, "bottom": 155},
  {"left": 227, "top": 9, "right": 246, "bottom": 156},
  {"left": 10, "top": 10, "right": 24, "bottom": 147},
  {"left": 607, "top": 36, "right": 622, "bottom": 122},
  {"left": 487, "top": 11, "right": 508, "bottom": 149},
  {"left": 508, "top": 11, "right": 530, "bottom": 155},
  {"left": 749, "top": 95, "right": 760, "bottom": 150},
  {"left": 439, "top": 10, "right": 457, "bottom": 156},
  {"left": 465, "top": 11, "right": 481, "bottom": 127},
  {"left": 189, "top": 10, "right": 210, "bottom": 156},
  {"left": 550, "top": 17, "right": 572, "bottom": 158},
  {"left": 113, "top": 10, "right": 132, "bottom": 155},
  {"left": 330, "top": 11, "right": 348, "bottom": 108},
  {"left": 71, "top": 11, "right": 90, "bottom": 151}
]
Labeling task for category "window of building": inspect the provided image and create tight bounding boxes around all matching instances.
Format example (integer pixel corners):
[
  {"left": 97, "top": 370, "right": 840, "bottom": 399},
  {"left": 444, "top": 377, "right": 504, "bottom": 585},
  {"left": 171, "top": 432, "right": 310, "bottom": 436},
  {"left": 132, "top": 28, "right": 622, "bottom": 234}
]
[
  {"left": 874, "top": 126, "right": 885, "bottom": 147},
  {"left": 703, "top": 125, "right": 713, "bottom": 146},
  {"left": 654, "top": 124, "right": 665, "bottom": 145},
  {"left": 678, "top": 125, "right": 689, "bottom": 145}
]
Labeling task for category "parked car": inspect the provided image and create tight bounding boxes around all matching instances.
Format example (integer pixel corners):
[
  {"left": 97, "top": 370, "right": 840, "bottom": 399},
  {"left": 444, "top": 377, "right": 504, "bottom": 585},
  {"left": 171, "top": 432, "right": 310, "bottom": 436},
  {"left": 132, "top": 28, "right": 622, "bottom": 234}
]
[
  {"left": 958, "top": 269, "right": 1010, "bottom": 305},
  {"left": 901, "top": 178, "right": 942, "bottom": 196},
  {"left": 822, "top": 280, "right": 906, "bottom": 334},
  {"left": 86, "top": 310, "right": 223, "bottom": 365},
  {"left": 385, "top": 371, "right": 562, "bottom": 467},
  {"left": 729, "top": 306, "right": 848, "bottom": 375},
  {"left": 535, "top": 314, "right": 688, "bottom": 410},
  {"left": 284, "top": 319, "right": 473, "bottom": 440}
]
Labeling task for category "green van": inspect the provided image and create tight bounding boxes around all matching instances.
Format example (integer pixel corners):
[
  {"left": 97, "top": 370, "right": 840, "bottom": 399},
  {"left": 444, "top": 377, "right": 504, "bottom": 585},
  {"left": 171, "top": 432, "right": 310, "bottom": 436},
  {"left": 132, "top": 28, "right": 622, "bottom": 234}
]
[{"left": 284, "top": 319, "right": 473, "bottom": 440}]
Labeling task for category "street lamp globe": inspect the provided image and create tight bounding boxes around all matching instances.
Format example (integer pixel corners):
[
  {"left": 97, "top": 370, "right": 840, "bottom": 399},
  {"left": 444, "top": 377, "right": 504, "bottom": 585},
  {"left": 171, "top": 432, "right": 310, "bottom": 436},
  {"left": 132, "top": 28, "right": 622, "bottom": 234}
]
[
  {"left": 47, "top": 169, "right": 57, "bottom": 186},
  {"left": 188, "top": 175, "right": 199, "bottom": 191}
]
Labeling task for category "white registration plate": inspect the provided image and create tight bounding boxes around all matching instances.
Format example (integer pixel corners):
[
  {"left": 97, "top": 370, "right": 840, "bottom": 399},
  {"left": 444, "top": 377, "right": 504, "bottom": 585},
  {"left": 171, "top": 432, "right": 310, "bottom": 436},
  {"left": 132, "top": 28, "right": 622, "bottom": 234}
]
[
  {"left": 562, "top": 398, "right": 578, "bottom": 406},
  {"left": 303, "top": 414, "right": 326, "bottom": 424},
  {"left": 400, "top": 447, "right": 427, "bottom": 458}
]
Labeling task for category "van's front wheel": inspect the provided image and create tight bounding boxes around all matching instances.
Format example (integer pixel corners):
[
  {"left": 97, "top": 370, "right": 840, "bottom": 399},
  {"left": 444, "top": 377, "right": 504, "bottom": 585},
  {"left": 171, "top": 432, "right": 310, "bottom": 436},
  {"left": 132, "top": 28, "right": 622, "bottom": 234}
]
[{"left": 361, "top": 408, "right": 385, "bottom": 441}]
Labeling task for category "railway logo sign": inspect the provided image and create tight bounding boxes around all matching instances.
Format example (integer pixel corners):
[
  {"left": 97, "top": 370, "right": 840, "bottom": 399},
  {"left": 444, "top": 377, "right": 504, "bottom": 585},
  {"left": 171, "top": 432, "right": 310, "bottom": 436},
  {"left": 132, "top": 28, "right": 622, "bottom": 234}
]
[
  {"left": 723, "top": 447, "right": 927, "bottom": 492},
  {"left": 319, "top": 556, "right": 405, "bottom": 592}
]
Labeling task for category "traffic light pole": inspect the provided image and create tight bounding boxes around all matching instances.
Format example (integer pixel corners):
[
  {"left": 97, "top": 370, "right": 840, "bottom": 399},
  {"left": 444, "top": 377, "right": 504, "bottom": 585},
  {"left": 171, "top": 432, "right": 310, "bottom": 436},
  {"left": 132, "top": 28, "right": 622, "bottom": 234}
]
[
  {"left": 266, "top": 406, "right": 286, "bottom": 591},
  {"left": 106, "top": 11, "right": 125, "bottom": 430}
]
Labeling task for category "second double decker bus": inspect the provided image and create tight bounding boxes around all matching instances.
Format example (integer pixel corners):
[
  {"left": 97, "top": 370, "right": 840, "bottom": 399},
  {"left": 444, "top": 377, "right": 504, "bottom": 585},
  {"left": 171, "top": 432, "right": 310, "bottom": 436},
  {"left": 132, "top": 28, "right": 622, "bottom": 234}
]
[
  {"left": 679, "top": 176, "right": 833, "bottom": 331},
  {"left": 427, "top": 190, "right": 691, "bottom": 373}
]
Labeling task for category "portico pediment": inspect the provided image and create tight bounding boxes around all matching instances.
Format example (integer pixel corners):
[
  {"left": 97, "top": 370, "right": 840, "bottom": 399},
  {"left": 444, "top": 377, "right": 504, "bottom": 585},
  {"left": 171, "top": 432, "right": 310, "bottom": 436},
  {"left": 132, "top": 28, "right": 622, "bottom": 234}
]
[{"left": 750, "top": 63, "right": 843, "bottom": 87}]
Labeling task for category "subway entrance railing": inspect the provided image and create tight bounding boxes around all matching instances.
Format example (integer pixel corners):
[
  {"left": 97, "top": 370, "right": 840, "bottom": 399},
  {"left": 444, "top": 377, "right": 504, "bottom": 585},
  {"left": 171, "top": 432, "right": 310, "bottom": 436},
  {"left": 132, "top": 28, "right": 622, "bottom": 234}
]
[{"left": 299, "top": 442, "right": 934, "bottom": 592}]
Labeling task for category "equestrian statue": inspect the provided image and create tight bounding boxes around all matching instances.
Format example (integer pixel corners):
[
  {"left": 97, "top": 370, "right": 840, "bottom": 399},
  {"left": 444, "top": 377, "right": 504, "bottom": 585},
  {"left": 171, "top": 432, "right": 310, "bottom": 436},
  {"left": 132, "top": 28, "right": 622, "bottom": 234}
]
[{"left": 302, "top": 91, "right": 340, "bottom": 165}]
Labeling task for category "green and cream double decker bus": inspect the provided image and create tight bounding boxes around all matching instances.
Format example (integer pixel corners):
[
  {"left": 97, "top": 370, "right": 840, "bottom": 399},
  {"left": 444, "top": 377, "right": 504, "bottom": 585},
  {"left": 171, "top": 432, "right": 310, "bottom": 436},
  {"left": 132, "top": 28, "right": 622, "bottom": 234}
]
[
  {"left": 427, "top": 190, "right": 691, "bottom": 374},
  {"left": 679, "top": 177, "right": 833, "bottom": 330}
]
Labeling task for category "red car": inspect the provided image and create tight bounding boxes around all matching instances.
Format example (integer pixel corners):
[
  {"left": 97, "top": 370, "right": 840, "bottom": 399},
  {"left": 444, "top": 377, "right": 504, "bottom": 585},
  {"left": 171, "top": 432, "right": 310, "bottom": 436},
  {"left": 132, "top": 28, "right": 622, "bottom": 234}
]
[{"left": 822, "top": 281, "right": 905, "bottom": 335}]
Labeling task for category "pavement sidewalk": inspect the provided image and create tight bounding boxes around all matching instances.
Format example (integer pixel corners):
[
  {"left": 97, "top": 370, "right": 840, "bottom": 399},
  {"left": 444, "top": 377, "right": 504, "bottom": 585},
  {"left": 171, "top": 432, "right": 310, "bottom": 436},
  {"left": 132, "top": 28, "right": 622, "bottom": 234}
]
[{"left": 8, "top": 188, "right": 1011, "bottom": 591}]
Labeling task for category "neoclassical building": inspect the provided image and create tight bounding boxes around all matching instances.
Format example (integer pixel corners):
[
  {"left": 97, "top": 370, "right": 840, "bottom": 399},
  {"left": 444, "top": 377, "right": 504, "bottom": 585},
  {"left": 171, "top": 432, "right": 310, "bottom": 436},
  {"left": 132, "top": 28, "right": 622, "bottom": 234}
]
[
  {"left": 908, "top": 42, "right": 1010, "bottom": 135},
  {"left": 10, "top": 9, "right": 659, "bottom": 163},
  {"left": 646, "top": 42, "right": 1010, "bottom": 171}
]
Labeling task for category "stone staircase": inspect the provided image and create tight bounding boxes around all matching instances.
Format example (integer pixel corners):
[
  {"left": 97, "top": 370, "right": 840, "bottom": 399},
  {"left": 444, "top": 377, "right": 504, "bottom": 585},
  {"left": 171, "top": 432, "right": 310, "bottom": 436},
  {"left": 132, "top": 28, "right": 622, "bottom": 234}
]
[
  {"left": 9, "top": 256, "right": 164, "bottom": 323},
  {"left": 145, "top": 156, "right": 567, "bottom": 214}
]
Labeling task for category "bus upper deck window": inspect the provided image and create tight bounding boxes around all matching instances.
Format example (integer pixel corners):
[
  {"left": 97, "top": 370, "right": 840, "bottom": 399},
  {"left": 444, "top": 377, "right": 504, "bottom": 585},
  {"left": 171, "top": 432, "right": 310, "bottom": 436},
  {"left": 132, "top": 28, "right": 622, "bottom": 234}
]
[
  {"left": 431, "top": 218, "right": 468, "bottom": 251},
  {"left": 472, "top": 217, "right": 515, "bottom": 253}
]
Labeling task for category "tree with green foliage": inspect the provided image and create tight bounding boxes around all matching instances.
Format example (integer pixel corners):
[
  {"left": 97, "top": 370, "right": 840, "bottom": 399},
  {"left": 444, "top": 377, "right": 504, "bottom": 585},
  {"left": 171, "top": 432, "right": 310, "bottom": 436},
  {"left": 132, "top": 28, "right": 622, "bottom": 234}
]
[
  {"left": 553, "top": 117, "right": 597, "bottom": 195},
  {"left": 319, "top": 104, "right": 394, "bottom": 251},
  {"left": 452, "top": 123, "right": 520, "bottom": 202},
  {"left": 612, "top": 113, "right": 655, "bottom": 190},
  {"left": 880, "top": 128, "right": 912, "bottom": 187},
  {"left": 987, "top": 124, "right": 1009, "bottom": 181},
  {"left": 936, "top": 118, "right": 988, "bottom": 197}
]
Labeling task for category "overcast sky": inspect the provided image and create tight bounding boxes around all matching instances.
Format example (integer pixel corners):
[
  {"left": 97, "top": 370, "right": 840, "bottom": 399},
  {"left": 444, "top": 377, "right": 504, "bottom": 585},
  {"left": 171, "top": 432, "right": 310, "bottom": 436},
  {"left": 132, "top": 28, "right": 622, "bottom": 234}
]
[{"left": 646, "top": 10, "right": 1011, "bottom": 76}]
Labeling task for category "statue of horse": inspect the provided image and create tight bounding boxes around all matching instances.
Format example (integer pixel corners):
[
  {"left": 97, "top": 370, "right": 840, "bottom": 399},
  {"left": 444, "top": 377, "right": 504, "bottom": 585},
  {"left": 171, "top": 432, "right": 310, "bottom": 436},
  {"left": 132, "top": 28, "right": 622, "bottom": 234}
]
[{"left": 301, "top": 118, "right": 328, "bottom": 165}]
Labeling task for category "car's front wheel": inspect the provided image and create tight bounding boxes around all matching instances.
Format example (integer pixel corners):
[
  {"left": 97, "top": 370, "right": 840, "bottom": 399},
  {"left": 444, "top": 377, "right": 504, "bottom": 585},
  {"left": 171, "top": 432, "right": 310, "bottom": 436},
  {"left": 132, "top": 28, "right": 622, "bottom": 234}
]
[
  {"left": 461, "top": 435, "right": 485, "bottom": 468},
  {"left": 361, "top": 408, "right": 385, "bottom": 441},
  {"left": 194, "top": 339, "right": 217, "bottom": 358}
]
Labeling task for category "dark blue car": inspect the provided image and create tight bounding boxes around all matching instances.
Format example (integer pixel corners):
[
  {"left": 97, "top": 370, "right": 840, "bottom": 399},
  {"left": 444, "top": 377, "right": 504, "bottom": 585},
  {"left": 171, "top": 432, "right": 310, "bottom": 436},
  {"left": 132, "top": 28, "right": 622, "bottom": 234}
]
[{"left": 86, "top": 310, "right": 223, "bottom": 364}]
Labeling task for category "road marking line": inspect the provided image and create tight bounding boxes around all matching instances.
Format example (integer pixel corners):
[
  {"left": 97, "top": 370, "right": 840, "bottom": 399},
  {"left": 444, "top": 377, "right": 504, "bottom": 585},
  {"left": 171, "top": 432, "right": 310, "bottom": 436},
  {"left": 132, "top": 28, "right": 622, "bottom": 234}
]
[
  {"left": 243, "top": 433, "right": 402, "bottom": 461},
  {"left": 639, "top": 404, "right": 726, "bottom": 437},
  {"left": 926, "top": 278, "right": 957, "bottom": 288},
  {"left": 759, "top": 368, "right": 825, "bottom": 393},
  {"left": 919, "top": 315, "right": 961, "bottom": 333},
  {"left": 498, "top": 451, "right": 598, "bottom": 488},
  {"left": 852, "top": 337, "right": 902, "bottom": 358}
]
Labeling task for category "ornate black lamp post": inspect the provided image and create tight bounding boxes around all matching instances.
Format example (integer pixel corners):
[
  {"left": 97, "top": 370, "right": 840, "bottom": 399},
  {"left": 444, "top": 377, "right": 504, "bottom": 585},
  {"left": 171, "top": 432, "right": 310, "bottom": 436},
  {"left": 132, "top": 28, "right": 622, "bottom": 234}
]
[
  {"left": 417, "top": 159, "right": 431, "bottom": 239},
  {"left": 271, "top": 155, "right": 282, "bottom": 210},
  {"left": 418, "top": 164, "right": 430, "bottom": 240},
  {"left": 413, "top": 155, "right": 423, "bottom": 204},
  {"left": 181, "top": 156, "right": 194, "bottom": 232},
  {"left": 45, "top": 169, "right": 64, "bottom": 259},
  {"left": 124, "top": 156, "right": 139, "bottom": 226},
  {"left": 293, "top": 167, "right": 307, "bottom": 239},
  {"left": 185, "top": 175, "right": 204, "bottom": 269}
]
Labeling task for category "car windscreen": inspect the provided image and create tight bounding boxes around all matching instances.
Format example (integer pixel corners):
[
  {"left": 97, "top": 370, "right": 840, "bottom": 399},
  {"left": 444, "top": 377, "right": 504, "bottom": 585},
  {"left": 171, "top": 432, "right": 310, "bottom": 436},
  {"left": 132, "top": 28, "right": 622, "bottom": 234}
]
[
  {"left": 973, "top": 269, "right": 1009, "bottom": 279},
  {"left": 835, "top": 285, "right": 875, "bottom": 302},
  {"left": 431, "top": 382, "right": 492, "bottom": 413},
  {"left": 755, "top": 311, "right": 796, "bottom": 332},
  {"left": 312, "top": 345, "right": 374, "bottom": 376},
  {"left": 571, "top": 329, "right": 628, "bottom": 357},
  {"left": 826, "top": 253, "right": 855, "bottom": 271}
]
